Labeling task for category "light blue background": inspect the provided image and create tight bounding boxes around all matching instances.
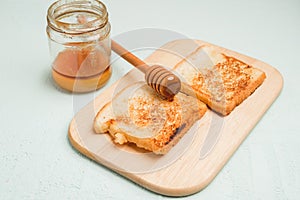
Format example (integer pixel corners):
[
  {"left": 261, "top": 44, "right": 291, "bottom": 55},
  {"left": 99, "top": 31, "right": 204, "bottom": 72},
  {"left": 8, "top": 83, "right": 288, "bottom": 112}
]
[{"left": 0, "top": 0, "right": 299, "bottom": 199}]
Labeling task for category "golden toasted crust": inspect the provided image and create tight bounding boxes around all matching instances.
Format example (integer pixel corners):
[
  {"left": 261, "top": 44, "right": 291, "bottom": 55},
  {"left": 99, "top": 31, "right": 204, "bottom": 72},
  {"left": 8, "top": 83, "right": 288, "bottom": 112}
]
[
  {"left": 174, "top": 47, "right": 266, "bottom": 115},
  {"left": 94, "top": 84, "right": 207, "bottom": 154}
]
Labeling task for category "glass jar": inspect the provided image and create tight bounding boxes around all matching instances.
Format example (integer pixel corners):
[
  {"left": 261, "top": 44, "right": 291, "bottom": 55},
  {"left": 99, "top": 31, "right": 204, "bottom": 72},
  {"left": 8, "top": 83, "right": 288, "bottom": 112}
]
[{"left": 46, "top": 0, "right": 111, "bottom": 93}]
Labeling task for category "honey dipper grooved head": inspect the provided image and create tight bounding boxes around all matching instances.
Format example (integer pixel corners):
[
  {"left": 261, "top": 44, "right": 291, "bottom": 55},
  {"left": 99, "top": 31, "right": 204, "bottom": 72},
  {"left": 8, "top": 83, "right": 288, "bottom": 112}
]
[{"left": 145, "top": 65, "right": 181, "bottom": 101}]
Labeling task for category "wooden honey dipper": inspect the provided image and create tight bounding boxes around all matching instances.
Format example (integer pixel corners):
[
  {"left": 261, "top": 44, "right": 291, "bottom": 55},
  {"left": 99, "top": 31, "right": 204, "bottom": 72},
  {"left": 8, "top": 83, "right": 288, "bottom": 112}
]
[
  {"left": 76, "top": 15, "right": 181, "bottom": 100},
  {"left": 111, "top": 40, "right": 181, "bottom": 101}
]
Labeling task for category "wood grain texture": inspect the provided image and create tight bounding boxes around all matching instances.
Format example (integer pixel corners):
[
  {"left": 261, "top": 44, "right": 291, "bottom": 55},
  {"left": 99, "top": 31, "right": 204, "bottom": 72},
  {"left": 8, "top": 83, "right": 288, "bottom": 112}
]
[{"left": 68, "top": 39, "right": 283, "bottom": 196}]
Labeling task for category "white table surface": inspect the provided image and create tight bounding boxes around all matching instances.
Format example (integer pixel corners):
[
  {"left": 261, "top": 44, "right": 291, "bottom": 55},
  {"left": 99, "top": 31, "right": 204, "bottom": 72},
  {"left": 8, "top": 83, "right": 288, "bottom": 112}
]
[{"left": 1, "top": 0, "right": 299, "bottom": 199}]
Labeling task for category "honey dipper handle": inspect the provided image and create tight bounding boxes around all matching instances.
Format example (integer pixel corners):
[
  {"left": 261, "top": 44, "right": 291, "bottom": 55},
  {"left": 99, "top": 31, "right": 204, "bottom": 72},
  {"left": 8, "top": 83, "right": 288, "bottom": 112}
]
[{"left": 111, "top": 40, "right": 149, "bottom": 73}]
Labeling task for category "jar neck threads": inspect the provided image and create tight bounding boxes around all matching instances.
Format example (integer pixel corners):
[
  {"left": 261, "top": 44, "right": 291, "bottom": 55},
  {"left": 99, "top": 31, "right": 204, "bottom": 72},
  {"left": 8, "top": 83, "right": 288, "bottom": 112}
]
[{"left": 47, "top": 0, "right": 108, "bottom": 35}]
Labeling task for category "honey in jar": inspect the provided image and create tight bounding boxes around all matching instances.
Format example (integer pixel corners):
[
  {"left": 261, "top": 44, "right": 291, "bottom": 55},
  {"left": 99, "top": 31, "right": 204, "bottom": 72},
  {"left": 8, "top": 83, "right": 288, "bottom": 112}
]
[{"left": 46, "top": 0, "right": 111, "bottom": 92}]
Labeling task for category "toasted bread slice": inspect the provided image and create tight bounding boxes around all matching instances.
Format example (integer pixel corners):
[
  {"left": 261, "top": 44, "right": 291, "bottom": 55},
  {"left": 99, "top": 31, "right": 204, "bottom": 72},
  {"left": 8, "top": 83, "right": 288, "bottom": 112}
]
[
  {"left": 94, "top": 82, "right": 207, "bottom": 154},
  {"left": 174, "top": 46, "right": 266, "bottom": 115}
]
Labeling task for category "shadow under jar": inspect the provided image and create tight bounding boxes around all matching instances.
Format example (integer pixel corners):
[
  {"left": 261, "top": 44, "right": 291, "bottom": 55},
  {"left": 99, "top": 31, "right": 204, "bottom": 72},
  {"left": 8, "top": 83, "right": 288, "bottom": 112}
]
[{"left": 47, "top": 0, "right": 111, "bottom": 93}]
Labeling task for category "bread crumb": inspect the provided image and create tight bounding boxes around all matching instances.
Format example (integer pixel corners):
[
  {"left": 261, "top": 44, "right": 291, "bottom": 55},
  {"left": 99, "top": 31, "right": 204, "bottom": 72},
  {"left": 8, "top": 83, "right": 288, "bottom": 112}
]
[{"left": 114, "top": 133, "right": 127, "bottom": 144}]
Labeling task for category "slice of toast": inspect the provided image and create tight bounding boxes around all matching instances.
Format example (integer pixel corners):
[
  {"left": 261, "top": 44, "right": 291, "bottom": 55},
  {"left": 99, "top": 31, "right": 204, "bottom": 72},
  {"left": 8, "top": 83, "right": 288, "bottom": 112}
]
[
  {"left": 174, "top": 46, "right": 266, "bottom": 115},
  {"left": 94, "top": 82, "right": 207, "bottom": 154}
]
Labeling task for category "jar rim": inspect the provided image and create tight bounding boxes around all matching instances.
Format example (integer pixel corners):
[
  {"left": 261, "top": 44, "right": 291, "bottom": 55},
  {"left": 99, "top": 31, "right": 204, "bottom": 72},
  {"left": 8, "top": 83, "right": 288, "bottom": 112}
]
[{"left": 47, "top": 0, "right": 108, "bottom": 34}]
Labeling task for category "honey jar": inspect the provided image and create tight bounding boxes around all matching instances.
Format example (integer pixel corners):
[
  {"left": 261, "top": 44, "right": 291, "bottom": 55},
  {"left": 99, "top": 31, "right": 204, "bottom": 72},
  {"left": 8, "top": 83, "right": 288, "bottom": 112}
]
[{"left": 46, "top": 0, "right": 111, "bottom": 92}]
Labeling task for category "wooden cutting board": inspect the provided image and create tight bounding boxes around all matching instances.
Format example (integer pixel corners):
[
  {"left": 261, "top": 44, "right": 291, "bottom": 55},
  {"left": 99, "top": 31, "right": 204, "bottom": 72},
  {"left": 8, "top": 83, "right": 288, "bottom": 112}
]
[{"left": 68, "top": 39, "right": 283, "bottom": 196}]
